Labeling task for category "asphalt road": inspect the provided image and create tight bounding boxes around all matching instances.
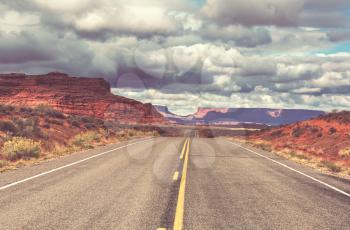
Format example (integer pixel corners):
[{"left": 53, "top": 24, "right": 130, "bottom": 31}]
[{"left": 0, "top": 137, "right": 349, "bottom": 230}]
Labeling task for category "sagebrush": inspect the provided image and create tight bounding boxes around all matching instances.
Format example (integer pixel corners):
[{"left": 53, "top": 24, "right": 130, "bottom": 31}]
[{"left": 1, "top": 137, "right": 41, "bottom": 161}]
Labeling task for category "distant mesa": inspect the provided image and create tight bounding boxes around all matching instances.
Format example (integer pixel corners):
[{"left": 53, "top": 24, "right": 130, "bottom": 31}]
[
  {"left": 0, "top": 73, "right": 167, "bottom": 125},
  {"left": 155, "top": 106, "right": 325, "bottom": 126}
]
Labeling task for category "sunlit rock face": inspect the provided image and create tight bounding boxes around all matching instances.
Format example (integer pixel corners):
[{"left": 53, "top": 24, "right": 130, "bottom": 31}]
[{"left": 0, "top": 72, "right": 167, "bottom": 124}]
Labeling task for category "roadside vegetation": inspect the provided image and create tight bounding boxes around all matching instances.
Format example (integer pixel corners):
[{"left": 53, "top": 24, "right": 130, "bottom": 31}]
[
  {"left": 231, "top": 138, "right": 350, "bottom": 178},
  {"left": 231, "top": 111, "right": 350, "bottom": 178},
  {"left": 0, "top": 104, "right": 159, "bottom": 172}
]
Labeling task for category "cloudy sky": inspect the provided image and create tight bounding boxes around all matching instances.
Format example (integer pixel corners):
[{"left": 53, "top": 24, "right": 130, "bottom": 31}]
[{"left": 1, "top": 0, "right": 350, "bottom": 115}]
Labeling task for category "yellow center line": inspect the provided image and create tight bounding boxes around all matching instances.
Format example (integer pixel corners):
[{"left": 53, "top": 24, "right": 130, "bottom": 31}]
[
  {"left": 179, "top": 138, "right": 189, "bottom": 160},
  {"left": 173, "top": 171, "right": 179, "bottom": 181},
  {"left": 173, "top": 138, "right": 191, "bottom": 230}
]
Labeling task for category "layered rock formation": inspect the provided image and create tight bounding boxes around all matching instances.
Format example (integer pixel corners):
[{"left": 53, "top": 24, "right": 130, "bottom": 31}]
[{"left": 0, "top": 72, "right": 167, "bottom": 124}]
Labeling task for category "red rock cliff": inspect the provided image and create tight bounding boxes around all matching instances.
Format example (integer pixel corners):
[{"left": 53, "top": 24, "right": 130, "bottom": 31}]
[{"left": 0, "top": 72, "right": 167, "bottom": 124}]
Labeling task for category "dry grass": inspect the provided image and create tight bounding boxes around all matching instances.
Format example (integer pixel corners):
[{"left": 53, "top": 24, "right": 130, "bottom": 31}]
[
  {"left": 317, "top": 160, "right": 342, "bottom": 173},
  {"left": 0, "top": 160, "right": 8, "bottom": 168},
  {"left": 0, "top": 128, "right": 158, "bottom": 173},
  {"left": 227, "top": 137, "right": 349, "bottom": 178},
  {"left": 339, "top": 147, "right": 350, "bottom": 158},
  {"left": 1, "top": 137, "right": 41, "bottom": 161},
  {"left": 71, "top": 131, "right": 101, "bottom": 149}
]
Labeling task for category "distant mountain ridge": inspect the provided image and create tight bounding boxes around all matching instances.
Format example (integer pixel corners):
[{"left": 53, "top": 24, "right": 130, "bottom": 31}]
[{"left": 155, "top": 106, "right": 325, "bottom": 126}]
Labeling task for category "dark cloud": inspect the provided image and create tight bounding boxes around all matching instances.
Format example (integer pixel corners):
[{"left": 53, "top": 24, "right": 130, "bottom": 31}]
[
  {"left": 327, "top": 31, "right": 350, "bottom": 42},
  {"left": 200, "top": 25, "right": 272, "bottom": 47},
  {"left": 0, "top": 31, "right": 55, "bottom": 63},
  {"left": 201, "top": 0, "right": 350, "bottom": 28}
]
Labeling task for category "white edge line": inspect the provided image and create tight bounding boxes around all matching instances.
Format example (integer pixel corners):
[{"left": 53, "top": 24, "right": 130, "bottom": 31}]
[
  {"left": 225, "top": 140, "right": 350, "bottom": 198},
  {"left": 0, "top": 138, "right": 154, "bottom": 191}
]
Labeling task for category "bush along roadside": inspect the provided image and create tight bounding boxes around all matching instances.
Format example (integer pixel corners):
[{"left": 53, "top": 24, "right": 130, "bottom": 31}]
[
  {"left": 1, "top": 137, "right": 41, "bottom": 161},
  {"left": 0, "top": 104, "right": 160, "bottom": 172},
  {"left": 0, "top": 129, "right": 159, "bottom": 173},
  {"left": 229, "top": 138, "right": 350, "bottom": 178}
]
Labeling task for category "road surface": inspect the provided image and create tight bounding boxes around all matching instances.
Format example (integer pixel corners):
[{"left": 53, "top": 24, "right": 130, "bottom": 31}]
[{"left": 0, "top": 137, "right": 349, "bottom": 229}]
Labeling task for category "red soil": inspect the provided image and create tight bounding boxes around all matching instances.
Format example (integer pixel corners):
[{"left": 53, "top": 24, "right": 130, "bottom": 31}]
[{"left": 249, "top": 112, "right": 350, "bottom": 167}]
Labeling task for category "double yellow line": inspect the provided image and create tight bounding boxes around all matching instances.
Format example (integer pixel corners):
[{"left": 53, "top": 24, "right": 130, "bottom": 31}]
[{"left": 173, "top": 138, "right": 190, "bottom": 230}]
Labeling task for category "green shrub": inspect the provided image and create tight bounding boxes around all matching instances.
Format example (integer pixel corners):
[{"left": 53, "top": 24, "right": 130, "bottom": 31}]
[
  {"left": 71, "top": 131, "right": 101, "bottom": 149},
  {"left": 1, "top": 137, "right": 41, "bottom": 161}
]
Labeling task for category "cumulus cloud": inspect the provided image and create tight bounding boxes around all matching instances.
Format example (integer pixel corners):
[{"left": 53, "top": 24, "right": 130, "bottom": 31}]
[{"left": 0, "top": 0, "right": 350, "bottom": 114}]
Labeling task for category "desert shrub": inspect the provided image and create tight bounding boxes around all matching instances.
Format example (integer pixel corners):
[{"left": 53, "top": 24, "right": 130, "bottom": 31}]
[
  {"left": 67, "top": 115, "right": 81, "bottom": 127},
  {"left": 310, "top": 127, "right": 319, "bottom": 133},
  {"left": 81, "top": 116, "right": 95, "bottom": 124},
  {"left": 0, "top": 105, "right": 15, "bottom": 115},
  {"left": 0, "top": 120, "right": 18, "bottom": 134},
  {"left": 36, "top": 105, "right": 65, "bottom": 119},
  {"left": 19, "top": 106, "right": 35, "bottom": 115},
  {"left": 291, "top": 127, "right": 304, "bottom": 138},
  {"left": 84, "top": 123, "right": 97, "bottom": 129},
  {"left": 0, "top": 160, "right": 8, "bottom": 168},
  {"left": 152, "top": 131, "right": 160, "bottom": 137},
  {"left": 271, "top": 130, "right": 283, "bottom": 137},
  {"left": 12, "top": 117, "right": 43, "bottom": 138},
  {"left": 254, "top": 143, "right": 272, "bottom": 152},
  {"left": 50, "top": 119, "right": 64, "bottom": 126},
  {"left": 319, "top": 160, "right": 342, "bottom": 173},
  {"left": 328, "top": 127, "right": 337, "bottom": 135},
  {"left": 339, "top": 148, "right": 350, "bottom": 158},
  {"left": 127, "top": 129, "right": 137, "bottom": 137},
  {"left": 1, "top": 137, "right": 41, "bottom": 161},
  {"left": 71, "top": 131, "right": 101, "bottom": 149},
  {"left": 288, "top": 152, "right": 309, "bottom": 160}
]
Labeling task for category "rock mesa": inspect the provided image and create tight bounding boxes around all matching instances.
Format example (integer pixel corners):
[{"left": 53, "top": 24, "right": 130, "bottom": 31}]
[{"left": 0, "top": 72, "right": 167, "bottom": 124}]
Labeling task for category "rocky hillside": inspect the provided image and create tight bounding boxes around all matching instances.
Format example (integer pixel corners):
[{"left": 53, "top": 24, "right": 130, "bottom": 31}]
[
  {"left": 0, "top": 72, "right": 167, "bottom": 124},
  {"left": 248, "top": 111, "right": 350, "bottom": 172}
]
